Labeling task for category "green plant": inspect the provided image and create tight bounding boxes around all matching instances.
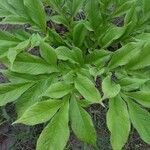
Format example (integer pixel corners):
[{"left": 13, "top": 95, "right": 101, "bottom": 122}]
[{"left": 0, "top": 0, "right": 150, "bottom": 149}]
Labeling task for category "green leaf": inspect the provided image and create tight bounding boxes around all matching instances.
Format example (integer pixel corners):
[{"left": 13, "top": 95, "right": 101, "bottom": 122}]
[
  {"left": 124, "top": 6, "right": 137, "bottom": 36},
  {"left": 71, "top": 0, "right": 84, "bottom": 16},
  {"left": 40, "top": 41, "right": 57, "bottom": 65},
  {"left": 86, "top": 0, "right": 102, "bottom": 34},
  {"left": 24, "top": 0, "right": 46, "bottom": 31},
  {"left": 119, "top": 77, "right": 147, "bottom": 91},
  {"left": 15, "top": 100, "right": 63, "bottom": 125},
  {"left": 0, "top": 29, "right": 20, "bottom": 42},
  {"left": 127, "top": 100, "right": 150, "bottom": 144},
  {"left": 107, "top": 95, "right": 130, "bottom": 150},
  {"left": 47, "top": 28, "right": 64, "bottom": 45},
  {"left": 0, "top": 30, "right": 21, "bottom": 56},
  {"left": 102, "top": 75, "right": 121, "bottom": 99},
  {"left": 127, "top": 91, "right": 150, "bottom": 108},
  {"left": 142, "top": 0, "right": 150, "bottom": 15},
  {"left": 112, "top": 1, "right": 135, "bottom": 17},
  {"left": 75, "top": 74, "right": 101, "bottom": 103},
  {"left": 7, "top": 39, "right": 30, "bottom": 65},
  {"left": 16, "top": 78, "right": 53, "bottom": 117},
  {"left": 43, "top": 81, "right": 73, "bottom": 98},
  {"left": 0, "top": 0, "right": 34, "bottom": 25},
  {"left": 0, "top": 82, "right": 34, "bottom": 106},
  {"left": 37, "top": 99, "right": 70, "bottom": 150},
  {"left": 108, "top": 42, "right": 142, "bottom": 69},
  {"left": 56, "top": 46, "right": 83, "bottom": 65},
  {"left": 126, "top": 43, "right": 150, "bottom": 70},
  {"left": 85, "top": 49, "right": 110, "bottom": 65},
  {"left": 51, "top": 15, "right": 68, "bottom": 27},
  {"left": 73, "top": 22, "right": 87, "bottom": 47},
  {"left": 100, "top": 26, "right": 125, "bottom": 48},
  {"left": 70, "top": 96, "right": 97, "bottom": 146},
  {"left": 11, "top": 53, "right": 58, "bottom": 75},
  {"left": 2, "top": 70, "right": 48, "bottom": 84}
]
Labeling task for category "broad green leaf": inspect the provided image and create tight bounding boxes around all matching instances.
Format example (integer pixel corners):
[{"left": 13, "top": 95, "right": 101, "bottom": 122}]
[
  {"left": 128, "top": 100, "right": 150, "bottom": 144},
  {"left": 0, "top": 0, "right": 32, "bottom": 24},
  {"left": 124, "top": 6, "right": 137, "bottom": 36},
  {"left": 16, "top": 77, "right": 53, "bottom": 117},
  {"left": 50, "top": 15, "right": 68, "bottom": 27},
  {"left": 43, "top": 81, "right": 73, "bottom": 98},
  {"left": 102, "top": 75, "right": 121, "bottom": 99},
  {"left": 0, "top": 82, "right": 34, "bottom": 106},
  {"left": 70, "top": 96, "right": 96, "bottom": 146},
  {"left": 108, "top": 42, "right": 141, "bottom": 69},
  {"left": 40, "top": 41, "right": 57, "bottom": 65},
  {"left": 7, "top": 48, "right": 17, "bottom": 66},
  {"left": 86, "top": 0, "right": 102, "bottom": 34},
  {"left": 24, "top": 0, "right": 46, "bottom": 31},
  {"left": 37, "top": 99, "right": 70, "bottom": 150},
  {"left": 85, "top": 49, "right": 110, "bottom": 65},
  {"left": 7, "top": 39, "right": 30, "bottom": 65},
  {"left": 142, "top": 0, "right": 150, "bottom": 16},
  {"left": 75, "top": 74, "right": 101, "bottom": 103},
  {"left": 47, "top": 29, "right": 64, "bottom": 45},
  {"left": 15, "top": 100, "right": 63, "bottom": 125},
  {"left": 0, "top": 30, "right": 20, "bottom": 42},
  {"left": 2, "top": 70, "right": 49, "bottom": 84},
  {"left": 11, "top": 53, "right": 58, "bottom": 75},
  {"left": 126, "top": 43, "right": 150, "bottom": 70},
  {"left": 113, "top": 1, "right": 135, "bottom": 17},
  {"left": 1, "top": 15, "right": 30, "bottom": 24},
  {"left": 0, "top": 30, "right": 21, "bottom": 56},
  {"left": 127, "top": 91, "right": 150, "bottom": 108},
  {"left": 107, "top": 95, "right": 130, "bottom": 150},
  {"left": 100, "top": 26, "right": 125, "bottom": 48},
  {"left": 73, "top": 22, "right": 87, "bottom": 47},
  {"left": 56, "top": 46, "right": 83, "bottom": 65},
  {"left": 119, "top": 76, "right": 148, "bottom": 91},
  {"left": 72, "top": 0, "right": 84, "bottom": 16},
  {"left": 66, "top": 0, "right": 84, "bottom": 17}
]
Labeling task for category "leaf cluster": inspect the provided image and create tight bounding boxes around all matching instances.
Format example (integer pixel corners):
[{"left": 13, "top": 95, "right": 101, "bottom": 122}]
[{"left": 0, "top": 0, "right": 150, "bottom": 149}]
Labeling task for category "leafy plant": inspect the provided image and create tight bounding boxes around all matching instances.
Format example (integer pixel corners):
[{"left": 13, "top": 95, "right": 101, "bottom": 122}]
[{"left": 0, "top": 0, "right": 150, "bottom": 149}]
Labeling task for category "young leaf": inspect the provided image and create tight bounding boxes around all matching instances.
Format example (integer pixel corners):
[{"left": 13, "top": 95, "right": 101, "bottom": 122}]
[
  {"left": 0, "top": 82, "right": 34, "bottom": 106},
  {"left": 107, "top": 95, "right": 130, "bottom": 150},
  {"left": 40, "top": 41, "right": 57, "bottom": 65},
  {"left": 75, "top": 74, "right": 101, "bottom": 103},
  {"left": 102, "top": 75, "right": 121, "bottom": 99},
  {"left": 127, "top": 100, "right": 150, "bottom": 144},
  {"left": 70, "top": 96, "right": 97, "bottom": 146},
  {"left": 37, "top": 99, "right": 70, "bottom": 150},
  {"left": 43, "top": 81, "right": 73, "bottom": 98},
  {"left": 15, "top": 100, "right": 63, "bottom": 125}
]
